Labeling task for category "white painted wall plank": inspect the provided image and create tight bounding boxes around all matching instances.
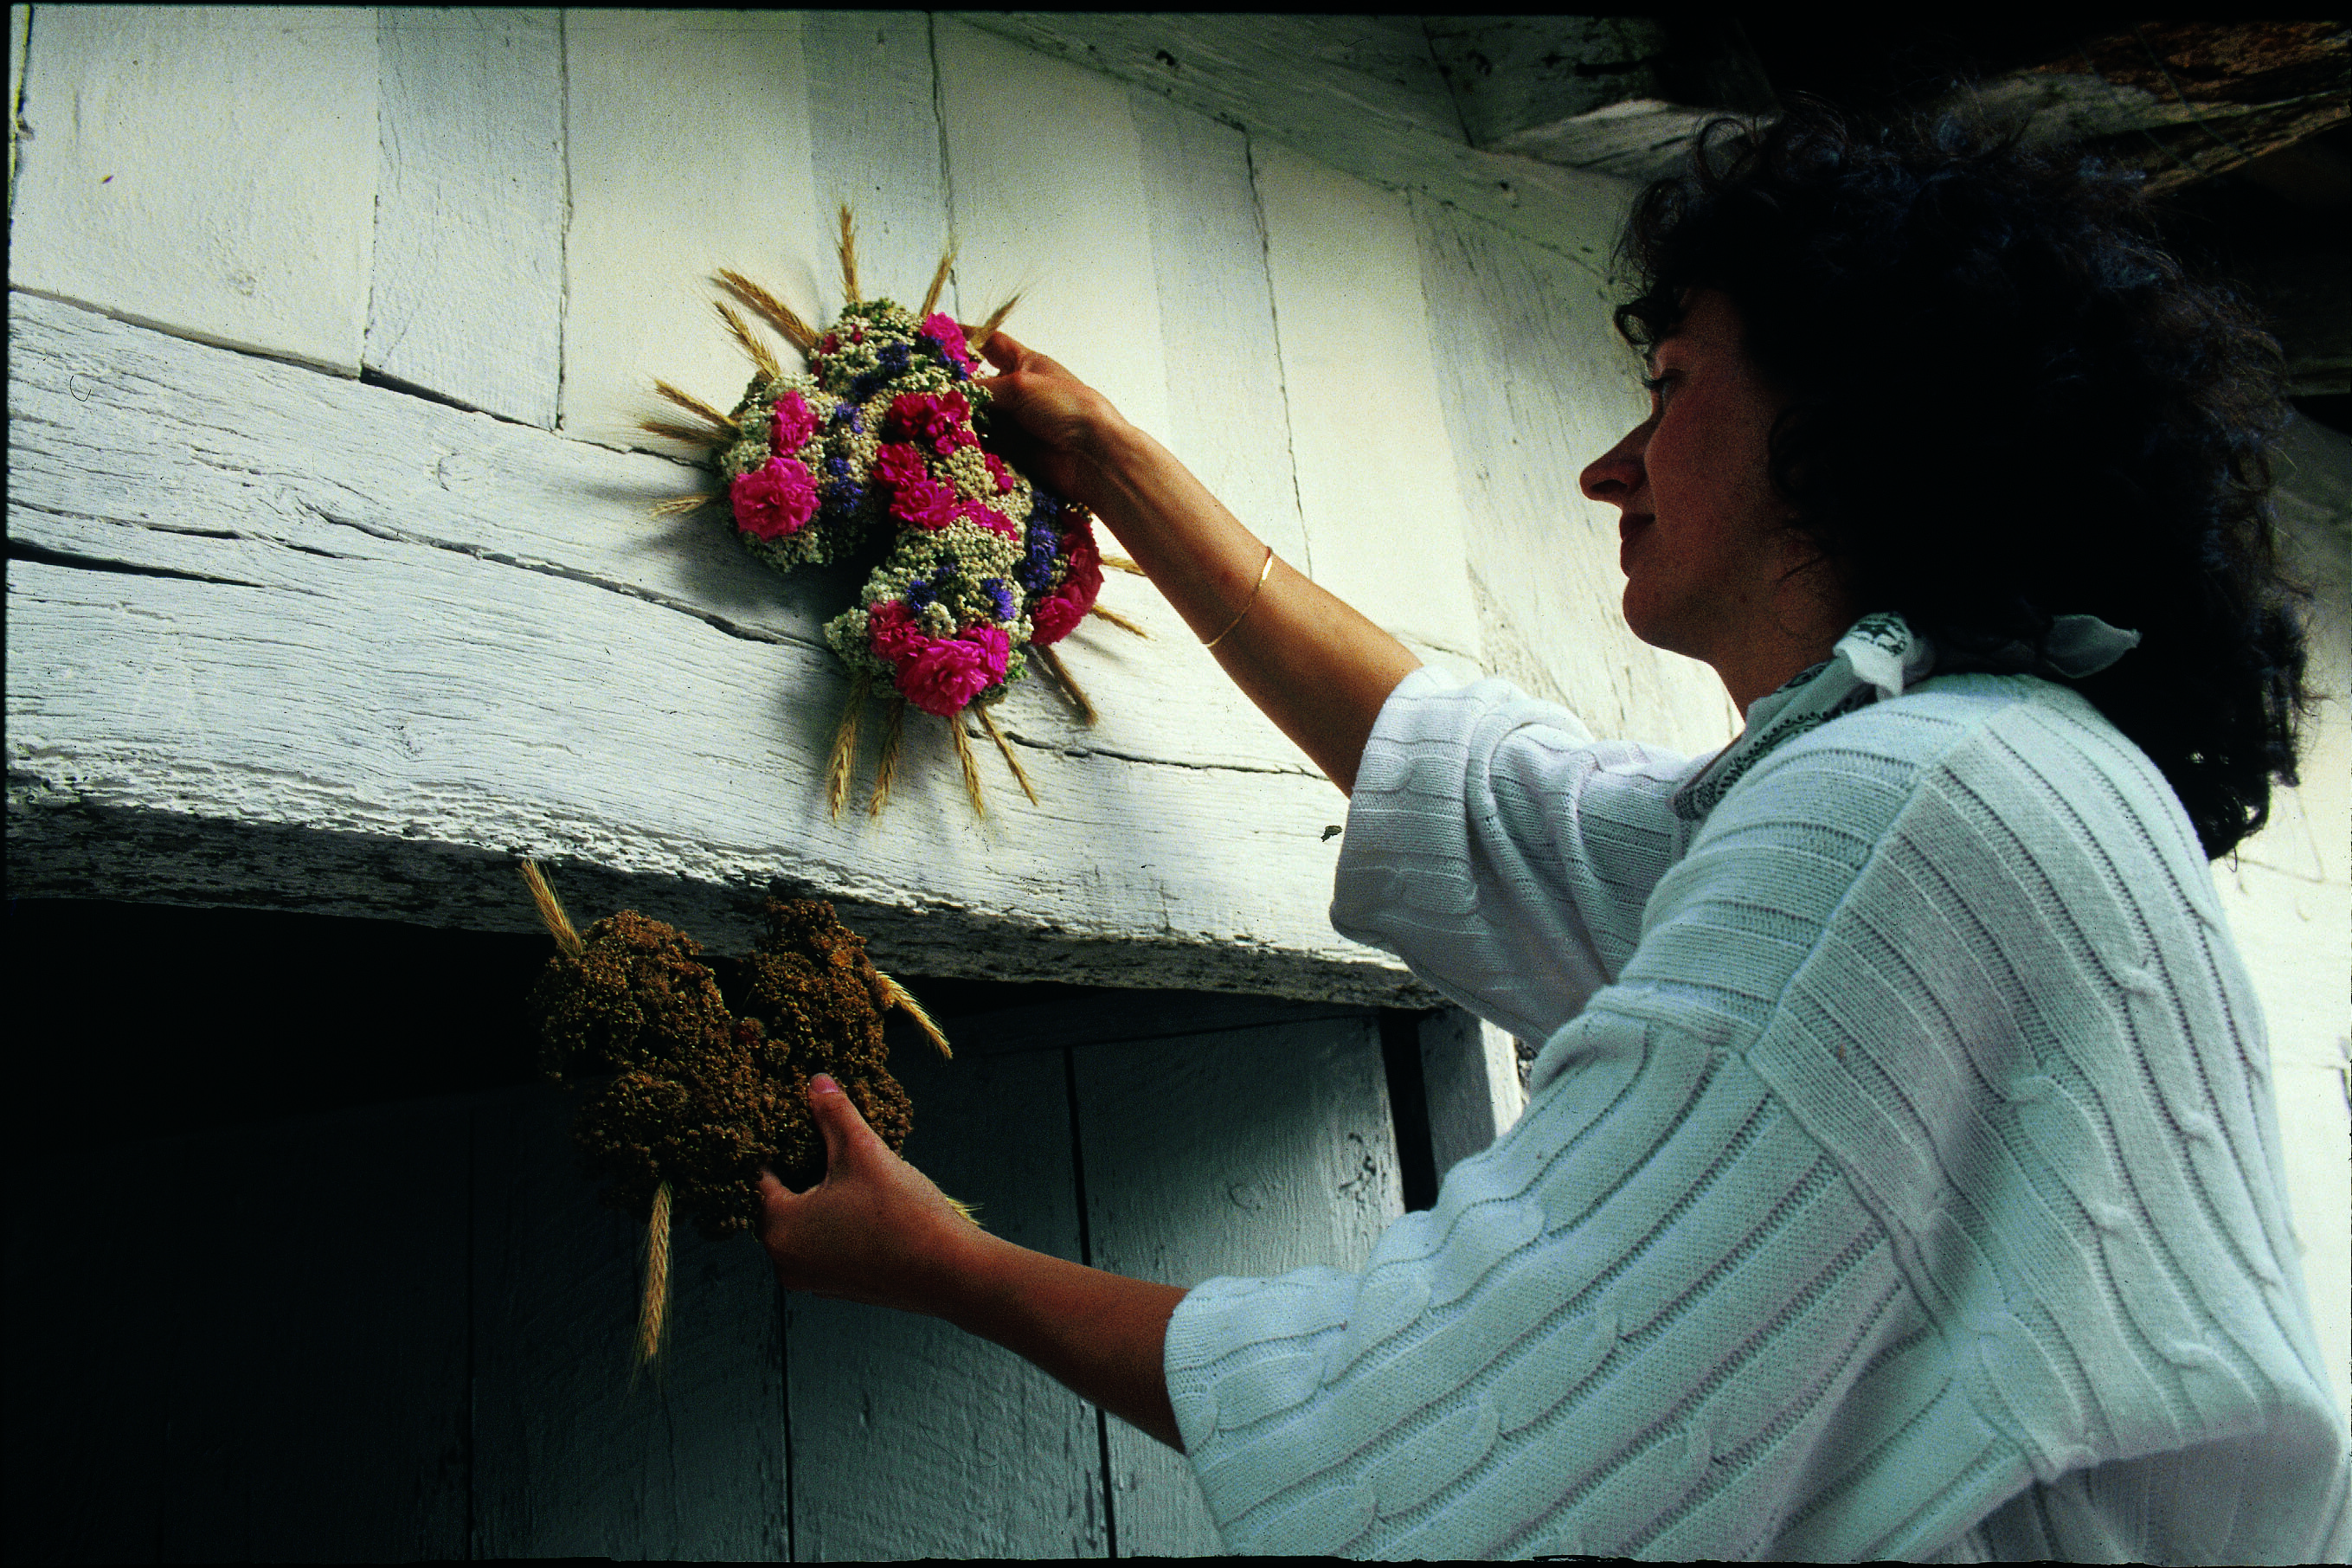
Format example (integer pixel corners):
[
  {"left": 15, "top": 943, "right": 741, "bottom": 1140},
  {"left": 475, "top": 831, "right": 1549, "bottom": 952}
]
[
  {"left": 1252, "top": 141, "right": 1482, "bottom": 666},
  {"left": 6, "top": 297, "right": 1420, "bottom": 1006},
  {"left": 1075, "top": 1017, "right": 1403, "bottom": 1556},
  {"left": 1410, "top": 190, "right": 1741, "bottom": 755},
  {"left": 801, "top": 11, "right": 954, "bottom": 319},
  {"left": 8, "top": 3, "right": 27, "bottom": 208},
  {"left": 10, "top": 6, "right": 378, "bottom": 373},
  {"left": 366, "top": 8, "right": 565, "bottom": 427},
  {"left": 471, "top": 1088, "right": 787, "bottom": 1560},
  {"left": 787, "top": 1044, "right": 1108, "bottom": 1560},
  {"left": 959, "top": 14, "right": 1632, "bottom": 267},
  {"left": 933, "top": 17, "right": 1168, "bottom": 451},
  {"left": 561, "top": 10, "right": 823, "bottom": 449}
]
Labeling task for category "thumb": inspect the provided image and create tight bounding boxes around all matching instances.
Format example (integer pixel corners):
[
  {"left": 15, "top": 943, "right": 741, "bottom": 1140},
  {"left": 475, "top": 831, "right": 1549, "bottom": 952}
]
[{"left": 806, "top": 1073, "right": 871, "bottom": 1175}]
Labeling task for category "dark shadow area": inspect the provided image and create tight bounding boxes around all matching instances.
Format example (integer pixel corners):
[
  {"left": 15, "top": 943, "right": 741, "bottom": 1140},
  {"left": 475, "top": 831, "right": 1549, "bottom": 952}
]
[{"left": 4, "top": 896, "right": 549, "bottom": 1171}]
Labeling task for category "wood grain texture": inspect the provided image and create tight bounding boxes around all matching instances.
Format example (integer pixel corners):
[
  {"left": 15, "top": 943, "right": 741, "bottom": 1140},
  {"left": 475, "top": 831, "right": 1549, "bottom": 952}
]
[
  {"left": 9, "top": 6, "right": 378, "bottom": 373},
  {"left": 1074, "top": 1015, "right": 1403, "bottom": 1555},
  {"left": 801, "top": 11, "right": 954, "bottom": 319},
  {"left": 560, "top": 10, "right": 822, "bottom": 452},
  {"left": 957, "top": 13, "right": 1630, "bottom": 270},
  {"left": 5, "top": 296, "right": 1425, "bottom": 1006},
  {"left": 787, "top": 1045, "right": 1108, "bottom": 1560},
  {"left": 1409, "top": 191, "right": 1741, "bottom": 755},
  {"left": 1252, "top": 140, "right": 1481, "bottom": 664},
  {"left": 471, "top": 1086, "right": 787, "bottom": 1560},
  {"left": 365, "top": 8, "right": 565, "bottom": 427}
]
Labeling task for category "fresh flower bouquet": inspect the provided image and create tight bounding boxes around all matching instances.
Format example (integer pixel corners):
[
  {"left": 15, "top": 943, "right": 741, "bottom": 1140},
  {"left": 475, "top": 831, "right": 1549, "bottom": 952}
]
[{"left": 646, "top": 209, "right": 1140, "bottom": 817}]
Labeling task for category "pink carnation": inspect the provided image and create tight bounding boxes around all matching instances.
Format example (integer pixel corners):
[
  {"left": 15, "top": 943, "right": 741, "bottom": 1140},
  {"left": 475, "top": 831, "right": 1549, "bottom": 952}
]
[
  {"left": 771, "top": 389, "right": 819, "bottom": 454},
  {"left": 886, "top": 390, "right": 976, "bottom": 456},
  {"left": 921, "top": 312, "right": 978, "bottom": 375},
  {"left": 864, "top": 600, "right": 926, "bottom": 667},
  {"left": 873, "top": 440, "right": 929, "bottom": 492},
  {"left": 957, "top": 498, "right": 1019, "bottom": 539},
  {"left": 890, "top": 475, "right": 960, "bottom": 530},
  {"left": 730, "top": 456, "right": 819, "bottom": 540},
  {"left": 982, "top": 452, "right": 1017, "bottom": 494},
  {"left": 898, "top": 625, "right": 1010, "bottom": 717},
  {"left": 1059, "top": 527, "right": 1104, "bottom": 602},
  {"left": 1029, "top": 589, "right": 1086, "bottom": 646}
]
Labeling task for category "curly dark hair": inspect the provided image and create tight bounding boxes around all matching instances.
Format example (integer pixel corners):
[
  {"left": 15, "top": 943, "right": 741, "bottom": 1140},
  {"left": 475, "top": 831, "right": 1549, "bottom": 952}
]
[{"left": 1612, "top": 99, "right": 2311, "bottom": 858}]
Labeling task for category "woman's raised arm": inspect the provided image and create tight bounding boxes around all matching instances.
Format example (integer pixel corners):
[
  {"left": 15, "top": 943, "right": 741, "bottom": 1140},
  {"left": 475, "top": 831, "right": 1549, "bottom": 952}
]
[{"left": 977, "top": 331, "right": 1421, "bottom": 795}]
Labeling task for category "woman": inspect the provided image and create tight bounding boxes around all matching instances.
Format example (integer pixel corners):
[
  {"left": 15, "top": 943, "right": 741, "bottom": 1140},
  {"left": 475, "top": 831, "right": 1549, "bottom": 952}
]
[{"left": 755, "top": 106, "right": 2351, "bottom": 1558}]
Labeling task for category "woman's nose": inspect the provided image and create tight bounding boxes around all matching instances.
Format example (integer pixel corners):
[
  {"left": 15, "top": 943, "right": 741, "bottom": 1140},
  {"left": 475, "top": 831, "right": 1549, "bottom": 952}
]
[{"left": 1580, "top": 425, "right": 1645, "bottom": 505}]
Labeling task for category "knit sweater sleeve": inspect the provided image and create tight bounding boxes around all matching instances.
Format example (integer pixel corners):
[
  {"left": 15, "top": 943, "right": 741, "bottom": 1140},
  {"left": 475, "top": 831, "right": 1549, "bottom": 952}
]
[
  {"left": 1166, "top": 678, "right": 2352, "bottom": 1561},
  {"left": 1328, "top": 667, "right": 1700, "bottom": 1044}
]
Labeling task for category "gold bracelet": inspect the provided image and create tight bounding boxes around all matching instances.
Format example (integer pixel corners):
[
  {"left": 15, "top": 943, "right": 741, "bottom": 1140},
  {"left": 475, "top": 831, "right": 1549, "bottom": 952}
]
[{"left": 1202, "top": 544, "right": 1276, "bottom": 650}]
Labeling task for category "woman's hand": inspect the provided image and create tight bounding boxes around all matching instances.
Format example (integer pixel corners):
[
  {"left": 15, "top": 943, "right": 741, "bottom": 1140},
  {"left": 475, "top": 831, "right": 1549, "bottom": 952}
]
[
  {"left": 755, "top": 1073, "right": 1190, "bottom": 1449},
  {"left": 754, "top": 1073, "right": 984, "bottom": 1317},
  {"left": 967, "top": 329, "right": 1131, "bottom": 504}
]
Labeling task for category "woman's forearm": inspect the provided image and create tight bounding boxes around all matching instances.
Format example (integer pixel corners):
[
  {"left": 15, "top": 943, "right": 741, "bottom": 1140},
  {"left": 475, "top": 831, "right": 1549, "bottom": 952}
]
[
  {"left": 943, "top": 1225, "right": 1190, "bottom": 1450},
  {"left": 1081, "top": 421, "right": 1423, "bottom": 794}
]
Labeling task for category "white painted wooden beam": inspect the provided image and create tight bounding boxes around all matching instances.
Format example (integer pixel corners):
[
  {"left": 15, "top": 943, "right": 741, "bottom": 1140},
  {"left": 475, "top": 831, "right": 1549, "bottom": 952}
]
[
  {"left": 1418, "top": 1007, "right": 1527, "bottom": 1183},
  {"left": 10, "top": 6, "right": 380, "bottom": 374},
  {"left": 6, "top": 294, "right": 1427, "bottom": 1006},
  {"left": 365, "top": 9, "right": 566, "bottom": 428}
]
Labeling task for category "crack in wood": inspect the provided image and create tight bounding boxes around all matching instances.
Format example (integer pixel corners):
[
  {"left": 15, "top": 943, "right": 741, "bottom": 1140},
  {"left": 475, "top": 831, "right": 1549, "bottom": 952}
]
[
  {"left": 8, "top": 536, "right": 276, "bottom": 592},
  {"left": 295, "top": 503, "right": 821, "bottom": 652}
]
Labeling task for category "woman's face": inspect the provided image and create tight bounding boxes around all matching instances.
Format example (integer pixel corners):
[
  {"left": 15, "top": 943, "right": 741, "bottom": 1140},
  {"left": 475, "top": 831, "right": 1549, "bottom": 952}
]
[{"left": 1579, "top": 289, "right": 1841, "bottom": 700}]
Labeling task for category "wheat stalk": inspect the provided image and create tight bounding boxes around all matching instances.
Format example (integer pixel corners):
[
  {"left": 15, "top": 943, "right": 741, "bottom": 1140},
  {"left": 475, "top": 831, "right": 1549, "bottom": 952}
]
[{"left": 716, "top": 269, "right": 819, "bottom": 356}]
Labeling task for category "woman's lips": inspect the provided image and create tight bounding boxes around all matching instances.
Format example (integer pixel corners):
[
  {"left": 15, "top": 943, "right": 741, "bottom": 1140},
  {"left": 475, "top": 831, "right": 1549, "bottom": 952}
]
[{"left": 1619, "top": 512, "right": 1653, "bottom": 574}]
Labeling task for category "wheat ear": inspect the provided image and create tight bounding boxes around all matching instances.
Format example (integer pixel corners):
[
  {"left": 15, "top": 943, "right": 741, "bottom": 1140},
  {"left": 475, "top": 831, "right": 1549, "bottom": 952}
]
[
  {"left": 868, "top": 698, "right": 907, "bottom": 816},
  {"left": 919, "top": 246, "right": 957, "bottom": 318},
  {"left": 837, "top": 205, "right": 861, "bottom": 304},
  {"left": 1090, "top": 603, "right": 1149, "bottom": 638},
  {"left": 650, "top": 493, "right": 723, "bottom": 518},
  {"left": 950, "top": 715, "right": 988, "bottom": 818},
  {"left": 977, "top": 705, "right": 1039, "bottom": 806},
  {"left": 652, "top": 379, "right": 736, "bottom": 436},
  {"left": 716, "top": 269, "right": 819, "bottom": 356},
  {"left": 637, "top": 1182, "right": 673, "bottom": 1370},
  {"left": 966, "top": 294, "right": 1020, "bottom": 353},
  {"left": 1101, "top": 554, "right": 1148, "bottom": 576},
  {"left": 875, "top": 969, "right": 952, "bottom": 1058},
  {"left": 826, "top": 672, "right": 871, "bottom": 820},
  {"left": 519, "top": 860, "right": 584, "bottom": 959},
  {"left": 714, "top": 300, "right": 783, "bottom": 382},
  {"left": 1032, "top": 642, "right": 1097, "bottom": 725}
]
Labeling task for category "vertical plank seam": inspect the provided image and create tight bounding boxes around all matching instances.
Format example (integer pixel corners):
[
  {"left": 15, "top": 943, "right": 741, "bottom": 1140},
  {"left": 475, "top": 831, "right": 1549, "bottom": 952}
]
[
  {"left": 1062, "top": 1042, "right": 1121, "bottom": 1558},
  {"left": 555, "top": 7, "right": 573, "bottom": 434},
  {"left": 925, "top": 13, "right": 959, "bottom": 299},
  {"left": 781, "top": 1290, "right": 798, "bottom": 1561},
  {"left": 1415, "top": 17, "right": 1475, "bottom": 145},
  {"left": 10, "top": 3, "right": 35, "bottom": 222},
  {"left": 464, "top": 1105, "right": 479, "bottom": 1561},
  {"left": 1242, "top": 132, "right": 1314, "bottom": 579}
]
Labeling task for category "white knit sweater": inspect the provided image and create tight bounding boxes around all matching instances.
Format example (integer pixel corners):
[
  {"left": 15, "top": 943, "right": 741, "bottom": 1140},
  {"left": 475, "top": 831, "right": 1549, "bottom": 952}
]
[{"left": 1163, "top": 621, "right": 2351, "bottom": 1560}]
